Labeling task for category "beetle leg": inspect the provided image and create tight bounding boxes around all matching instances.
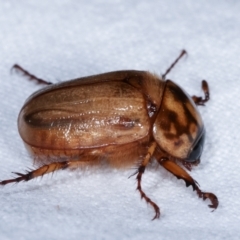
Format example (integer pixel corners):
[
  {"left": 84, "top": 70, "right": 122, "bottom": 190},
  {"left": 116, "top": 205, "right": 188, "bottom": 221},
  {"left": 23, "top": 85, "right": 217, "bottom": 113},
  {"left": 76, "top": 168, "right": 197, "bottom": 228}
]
[
  {"left": 162, "top": 50, "right": 187, "bottom": 79},
  {"left": 157, "top": 158, "right": 218, "bottom": 209},
  {"left": 135, "top": 141, "right": 160, "bottom": 220},
  {"left": 0, "top": 160, "right": 87, "bottom": 185},
  {"left": 192, "top": 80, "right": 210, "bottom": 106},
  {"left": 11, "top": 64, "right": 52, "bottom": 85}
]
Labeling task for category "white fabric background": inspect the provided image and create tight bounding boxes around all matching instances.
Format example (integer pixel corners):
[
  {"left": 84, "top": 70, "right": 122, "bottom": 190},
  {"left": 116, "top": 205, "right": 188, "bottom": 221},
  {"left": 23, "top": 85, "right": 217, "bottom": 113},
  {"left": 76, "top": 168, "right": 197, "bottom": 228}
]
[{"left": 0, "top": 1, "right": 239, "bottom": 239}]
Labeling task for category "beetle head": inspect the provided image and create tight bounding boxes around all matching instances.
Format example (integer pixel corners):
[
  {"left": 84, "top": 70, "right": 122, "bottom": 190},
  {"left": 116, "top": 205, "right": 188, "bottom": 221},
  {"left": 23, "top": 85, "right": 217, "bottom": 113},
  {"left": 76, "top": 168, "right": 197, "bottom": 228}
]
[{"left": 153, "top": 80, "right": 205, "bottom": 162}]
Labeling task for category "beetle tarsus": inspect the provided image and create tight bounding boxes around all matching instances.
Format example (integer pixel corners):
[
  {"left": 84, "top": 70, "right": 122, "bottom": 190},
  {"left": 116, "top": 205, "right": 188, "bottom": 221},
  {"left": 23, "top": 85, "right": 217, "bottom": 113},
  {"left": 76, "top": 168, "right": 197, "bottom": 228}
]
[
  {"left": 11, "top": 64, "right": 52, "bottom": 85},
  {"left": 192, "top": 80, "right": 210, "bottom": 106},
  {"left": 162, "top": 50, "right": 187, "bottom": 79},
  {"left": 129, "top": 165, "right": 160, "bottom": 221},
  {"left": 195, "top": 188, "right": 219, "bottom": 209},
  {"left": 136, "top": 169, "right": 160, "bottom": 220},
  {"left": 0, "top": 161, "right": 71, "bottom": 186},
  {"left": 0, "top": 171, "right": 34, "bottom": 185},
  {"left": 135, "top": 142, "right": 160, "bottom": 220}
]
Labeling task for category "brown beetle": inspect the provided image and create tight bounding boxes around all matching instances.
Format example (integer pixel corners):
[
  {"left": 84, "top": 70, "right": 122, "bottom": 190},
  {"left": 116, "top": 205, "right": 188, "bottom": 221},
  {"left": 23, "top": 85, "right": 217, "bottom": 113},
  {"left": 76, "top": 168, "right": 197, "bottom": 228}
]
[{"left": 0, "top": 50, "right": 218, "bottom": 219}]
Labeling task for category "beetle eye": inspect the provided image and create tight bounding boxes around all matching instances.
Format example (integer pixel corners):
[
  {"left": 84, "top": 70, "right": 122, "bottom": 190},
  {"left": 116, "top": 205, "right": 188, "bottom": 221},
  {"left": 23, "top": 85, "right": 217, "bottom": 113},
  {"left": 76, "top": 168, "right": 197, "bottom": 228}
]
[{"left": 186, "top": 130, "right": 205, "bottom": 162}]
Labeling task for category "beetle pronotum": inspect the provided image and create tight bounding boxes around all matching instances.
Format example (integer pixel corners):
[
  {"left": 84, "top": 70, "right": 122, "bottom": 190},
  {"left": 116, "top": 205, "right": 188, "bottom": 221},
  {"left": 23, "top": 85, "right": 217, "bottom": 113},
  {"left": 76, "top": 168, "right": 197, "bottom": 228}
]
[{"left": 0, "top": 50, "right": 218, "bottom": 219}]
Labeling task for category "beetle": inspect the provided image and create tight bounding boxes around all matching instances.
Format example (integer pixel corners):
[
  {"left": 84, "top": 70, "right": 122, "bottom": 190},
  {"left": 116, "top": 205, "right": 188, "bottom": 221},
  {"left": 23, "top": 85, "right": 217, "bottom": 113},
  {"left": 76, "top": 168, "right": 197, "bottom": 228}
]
[{"left": 0, "top": 50, "right": 218, "bottom": 220}]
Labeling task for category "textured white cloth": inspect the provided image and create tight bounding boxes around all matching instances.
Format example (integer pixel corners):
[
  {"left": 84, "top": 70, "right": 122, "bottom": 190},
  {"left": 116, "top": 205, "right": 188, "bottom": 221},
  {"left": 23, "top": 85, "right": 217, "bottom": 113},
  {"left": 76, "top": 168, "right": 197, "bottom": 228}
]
[{"left": 0, "top": 1, "right": 240, "bottom": 239}]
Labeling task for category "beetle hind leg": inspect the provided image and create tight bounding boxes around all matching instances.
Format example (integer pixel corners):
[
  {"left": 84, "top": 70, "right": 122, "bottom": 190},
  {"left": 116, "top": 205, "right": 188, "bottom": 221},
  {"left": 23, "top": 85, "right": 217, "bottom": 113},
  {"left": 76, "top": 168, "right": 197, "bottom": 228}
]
[
  {"left": 192, "top": 80, "right": 210, "bottom": 106},
  {"left": 0, "top": 160, "right": 88, "bottom": 186},
  {"left": 157, "top": 158, "right": 218, "bottom": 209},
  {"left": 11, "top": 64, "right": 52, "bottom": 85},
  {"left": 134, "top": 142, "right": 160, "bottom": 220},
  {"left": 0, "top": 161, "right": 69, "bottom": 185}
]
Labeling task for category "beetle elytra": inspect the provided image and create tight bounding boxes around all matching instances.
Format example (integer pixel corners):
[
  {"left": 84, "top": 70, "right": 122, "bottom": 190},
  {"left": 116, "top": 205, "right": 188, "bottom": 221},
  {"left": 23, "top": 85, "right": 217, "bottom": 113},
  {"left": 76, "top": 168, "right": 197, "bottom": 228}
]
[{"left": 0, "top": 50, "right": 218, "bottom": 220}]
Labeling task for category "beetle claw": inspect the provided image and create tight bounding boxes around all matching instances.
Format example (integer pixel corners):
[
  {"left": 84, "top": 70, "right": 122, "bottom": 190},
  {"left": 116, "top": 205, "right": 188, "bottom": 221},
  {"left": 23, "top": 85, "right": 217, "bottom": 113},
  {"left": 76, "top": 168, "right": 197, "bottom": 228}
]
[
  {"left": 196, "top": 189, "right": 219, "bottom": 210},
  {"left": 151, "top": 209, "right": 160, "bottom": 221}
]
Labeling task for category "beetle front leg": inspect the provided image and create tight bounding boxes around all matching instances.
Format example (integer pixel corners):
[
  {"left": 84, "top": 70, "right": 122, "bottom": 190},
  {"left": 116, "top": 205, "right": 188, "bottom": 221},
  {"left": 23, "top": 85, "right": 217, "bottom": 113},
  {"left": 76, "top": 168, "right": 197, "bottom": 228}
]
[
  {"left": 192, "top": 80, "right": 210, "bottom": 106},
  {"left": 11, "top": 64, "right": 52, "bottom": 85},
  {"left": 134, "top": 141, "right": 160, "bottom": 220},
  {"left": 0, "top": 160, "right": 87, "bottom": 185},
  {"left": 157, "top": 158, "right": 218, "bottom": 209}
]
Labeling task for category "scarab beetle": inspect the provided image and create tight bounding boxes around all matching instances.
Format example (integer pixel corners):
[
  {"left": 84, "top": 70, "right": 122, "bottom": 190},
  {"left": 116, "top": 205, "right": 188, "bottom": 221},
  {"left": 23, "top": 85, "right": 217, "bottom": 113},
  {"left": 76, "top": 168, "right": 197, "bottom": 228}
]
[{"left": 0, "top": 50, "right": 218, "bottom": 219}]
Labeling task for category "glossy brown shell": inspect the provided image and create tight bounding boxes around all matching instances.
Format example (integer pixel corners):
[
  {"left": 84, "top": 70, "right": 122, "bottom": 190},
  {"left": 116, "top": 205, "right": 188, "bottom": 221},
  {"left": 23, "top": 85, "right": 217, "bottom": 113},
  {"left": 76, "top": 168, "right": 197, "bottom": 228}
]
[{"left": 18, "top": 71, "right": 163, "bottom": 165}]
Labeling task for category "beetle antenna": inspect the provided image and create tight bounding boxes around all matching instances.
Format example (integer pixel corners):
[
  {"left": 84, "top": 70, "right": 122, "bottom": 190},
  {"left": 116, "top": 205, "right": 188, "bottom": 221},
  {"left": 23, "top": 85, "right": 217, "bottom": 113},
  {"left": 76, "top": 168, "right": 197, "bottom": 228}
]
[{"left": 162, "top": 50, "right": 187, "bottom": 79}]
